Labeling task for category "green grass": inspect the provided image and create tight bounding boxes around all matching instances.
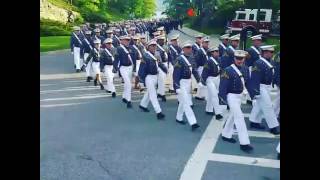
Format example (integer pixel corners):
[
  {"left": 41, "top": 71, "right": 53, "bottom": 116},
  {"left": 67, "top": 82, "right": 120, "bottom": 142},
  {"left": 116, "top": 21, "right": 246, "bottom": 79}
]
[
  {"left": 48, "top": 0, "right": 79, "bottom": 11},
  {"left": 40, "top": 36, "right": 70, "bottom": 52}
]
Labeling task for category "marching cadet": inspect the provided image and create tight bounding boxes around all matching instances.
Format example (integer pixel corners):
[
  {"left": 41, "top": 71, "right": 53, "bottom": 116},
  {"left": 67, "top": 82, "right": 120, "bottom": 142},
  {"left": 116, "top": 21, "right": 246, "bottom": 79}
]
[
  {"left": 249, "top": 45, "right": 280, "bottom": 135},
  {"left": 81, "top": 30, "right": 94, "bottom": 82},
  {"left": 92, "top": 28, "right": 105, "bottom": 42},
  {"left": 83, "top": 39, "right": 104, "bottom": 90},
  {"left": 218, "top": 50, "right": 254, "bottom": 153},
  {"left": 220, "top": 34, "right": 240, "bottom": 70},
  {"left": 191, "top": 34, "right": 203, "bottom": 92},
  {"left": 138, "top": 35, "right": 147, "bottom": 54},
  {"left": 70, "top": 26, "right": 83, "bottom": 72},
  {"left": 201, "top": 47, "right": 223, "bottom": 120},
  {"left": 113, "top": 29, "right": 121, "bottom": 47},
  {"left": 218, "top": 34, "right": 229, "bottom": 58},
  {"left": 173, "top": 41, "right": 202, "bottom": 131},
  {"left": 155, "top": 35, "right": 169, "bottom": 102},
  {"left": 100, "top": 38, "right": 116, "bottom": 98},
  {"left": 272, "top": 51, "right": 280, "bottom": 121},
  {"left": 246, "top": 34, "right": 262, "bottom": 71},
  {"left": 131, "top": 35, "right": 143, "bottom": 89},
  {"left": 113, "top": 35, "right": 135, "bottom": 108},
  {"left": 138, "top": 40, "right": 167, "bottom": 120},
  {"left": 194, "top": 37, "right": 210, "bottom": 100},
  {"left": 168, "top": 34, "right": 182, "bottom": 93}
]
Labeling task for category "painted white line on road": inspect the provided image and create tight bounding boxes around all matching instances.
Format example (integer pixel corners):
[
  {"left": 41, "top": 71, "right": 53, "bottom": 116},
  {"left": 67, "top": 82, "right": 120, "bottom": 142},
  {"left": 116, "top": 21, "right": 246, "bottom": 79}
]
[
  {"left": 208, "top": 153, "right": 280, "bottom": 169},
  {"left": 40, "top": 87, "right": 100, "bottom": 94},
  {"left": 179, "top": 115, "right": 228, "bottom": 180},
  {"left": 40, "top": 73, "right": 84, "bottom": 80},
  {"left": 248, "top": 130, "right": 279, "bottom": 139},
  {"left": 40, "top": 94, "right": 111, "bottom": 102},
  {"left": 40, "top": 102, "right": 87, "bottom": 108}
]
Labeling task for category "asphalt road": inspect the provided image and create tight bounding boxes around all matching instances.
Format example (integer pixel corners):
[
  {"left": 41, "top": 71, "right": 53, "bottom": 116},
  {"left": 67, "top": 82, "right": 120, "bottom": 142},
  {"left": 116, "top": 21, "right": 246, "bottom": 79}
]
[{"left": 40, "top": 28, "right": 280, "bottom": 180}]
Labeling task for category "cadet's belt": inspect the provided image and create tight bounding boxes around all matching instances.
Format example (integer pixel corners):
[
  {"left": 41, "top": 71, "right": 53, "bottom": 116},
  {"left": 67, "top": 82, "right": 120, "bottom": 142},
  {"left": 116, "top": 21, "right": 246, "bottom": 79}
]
[{"left": 261, "top": 82, "right": 272, "bottom": 85}]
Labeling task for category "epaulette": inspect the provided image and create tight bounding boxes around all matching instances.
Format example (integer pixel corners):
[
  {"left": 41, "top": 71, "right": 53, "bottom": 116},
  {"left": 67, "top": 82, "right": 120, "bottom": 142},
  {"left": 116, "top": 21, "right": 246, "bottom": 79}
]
[
  {"left": 174, "top": 61, "right": 181, "bottom": 68},
  {"left": 251, "top": 64, "right": 260, "bottom": 72}
]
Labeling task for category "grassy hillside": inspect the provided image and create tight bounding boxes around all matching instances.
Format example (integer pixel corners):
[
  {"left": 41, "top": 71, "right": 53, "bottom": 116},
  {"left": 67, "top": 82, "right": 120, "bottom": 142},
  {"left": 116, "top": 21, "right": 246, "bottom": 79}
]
[
  {"left": 40, "top": 36, "right": 70, "bottom": 52},
  {"left": 47, "top": 0, "right": 79, "bottom": 12}
]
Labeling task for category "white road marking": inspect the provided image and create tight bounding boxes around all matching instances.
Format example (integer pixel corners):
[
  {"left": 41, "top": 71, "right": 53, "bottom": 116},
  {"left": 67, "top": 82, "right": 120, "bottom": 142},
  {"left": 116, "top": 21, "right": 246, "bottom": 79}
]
[
  {"left": 179, "top": 115, "right": 228, "bottom": 180},
  {"left": 40, "top": 102, "right": 87, "bottom": 108},
  {"left": 248, "top": 130, "right": 279, "bottom": 139},
  {"left": 40, "top": 94, "right": 111, "bottom": 101},
  {"left": 208, "top": 153, "right": 280, "bottom": 169}
]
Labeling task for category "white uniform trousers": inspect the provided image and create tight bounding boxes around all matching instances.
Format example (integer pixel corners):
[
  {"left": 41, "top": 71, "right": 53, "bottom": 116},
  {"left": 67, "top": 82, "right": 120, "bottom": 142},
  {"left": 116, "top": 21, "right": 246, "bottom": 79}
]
[
  {"left": 168, "top": 63, "right": 175, "bottom": 91},
  {"left": 91, "top": 62, "right": 100, "bottom": 75},
  {"left": 249, "top": 84, "right": 279, "bottom": 129},
  {"left": 135, "top": 59, "right": 141, "bottom": 77},
  {"left": 103, "top": 65, "right": 116, "bottom": 93},
  {"left": 205, "top": 76, "right": 222, "bottom": 114},
  {"left": 191, "top": 74, "right": 198, "bottom": 91},
  {"left": 73, "top": 47, "right": 81, "bottom": 70},
  {"left": 140, "top": 75, "right": 162, "bottom": 113},
  {"left": 273, "top": 86, "right": 280, "bottom": 117},
  {"left": 157, "top": 63, "right": 167, "bottom": 96},
  {"left": 120, "top": 66, "right": 133, "bottom": 101},
  {"left": 276, "top": 142, "right": 280, "bottom": 153},
  {"left": 84, "top": 53, "right": 93, "bottom": 77},
  {"left": 176, "top": 79, "right": 197, "bottom": 126},
  {"left": 222, "top": 93, "right": 250, "bottom": 145},
  {"left": 195, "top": 66, "right": 207, "bottom": 99}
]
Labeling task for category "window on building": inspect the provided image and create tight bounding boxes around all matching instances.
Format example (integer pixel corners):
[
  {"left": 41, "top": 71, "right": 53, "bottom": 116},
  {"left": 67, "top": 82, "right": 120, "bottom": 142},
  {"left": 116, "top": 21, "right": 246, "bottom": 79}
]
[
  {"left": 259, "top": 11, "right": 266, "bottom": 21},
  {"left": 249, "top": 14, "right": 255, "bottom": 21},
  {"left": 237, "top": 13, "right": 246, "bottom": 20}
]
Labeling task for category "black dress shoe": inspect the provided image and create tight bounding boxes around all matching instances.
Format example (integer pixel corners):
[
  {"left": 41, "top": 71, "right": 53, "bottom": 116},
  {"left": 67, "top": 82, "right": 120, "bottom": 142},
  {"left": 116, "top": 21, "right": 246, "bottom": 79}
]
[
  {"left": 206, "top": 111, "right": 214, "bottom": 115},
  {"left": 195, "top": 97, "right": 205, "bottom": 101},
  {"left": 250, "top": 122, "right": 265, "bottom": 130},
  {"left": 176, "top": 119, "right": 187, "bottom": 125},
  {"left": 190, "top": 105, "right": 194, "bottom": 109},
  {"left": 246, "top": 100, "right": 252, "bottom": 105},
  {"left": 193, "top": 88, "right": 197, "bottom": 92},
  {"left": 270, "top": 127, "right": 280, "bottom": 135},
  {"left": 191, "top": 124, "right": 200, "bottom": 131},
  {"left": 169, "top": 89, "right": 175, "bottom": 93},
  {"left": 157, "top": 112, "right": 165, "bottom": 120},
  {"left": 221, "top": 136, "right": 237, "bottom": 143},
  {"left": 161, "top": 96, "right": 166, "bottom": 102},
  {"left": 139, "top": 105, "right": 150, "bottom": 112},
  {"left": 127, "top": 101, "right": 132, "bottom": 108},
  {"left": 122, "top": 98, "right": 128, "bottom": 103},
  {"left": 215, "top": 114, "right": 223, "bottom": 120},
  {"left": 76, "top": 69, "right": 81, "bottom": 73},
  {"left": 100, "top": 84, "right": 105, "bottom": 90},
  {"left": 277, "top": 153, "right": 280, "bottom": 160},
  {"left": 88, "top": 77, "right": 93, "bottom": 80},
  {"left": 240, "top": 144, "right": 254, "bottom": 153},
  {"left": 112, "top": 92, "right": 116, "bottom": 98},
  {"left": 106, "top": 90, "right": 111, "bottom": 93},
  {"left": 94, "top": 79, "right": 97, "bottom": 86},
  {"left": 86, "top": 77, "right": 91, "bottom": 82}
]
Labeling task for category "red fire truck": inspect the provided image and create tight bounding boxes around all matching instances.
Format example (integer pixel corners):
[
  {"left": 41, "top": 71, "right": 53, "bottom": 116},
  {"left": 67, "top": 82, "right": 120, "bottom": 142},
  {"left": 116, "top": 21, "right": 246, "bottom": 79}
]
[{"left": 227, "top": 9, "right": 279, "bottom": 35}]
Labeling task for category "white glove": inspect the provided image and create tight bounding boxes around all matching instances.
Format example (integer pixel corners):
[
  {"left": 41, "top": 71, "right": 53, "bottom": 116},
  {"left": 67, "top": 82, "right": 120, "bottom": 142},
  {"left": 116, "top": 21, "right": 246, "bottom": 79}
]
[
  {"left": 176, "top": 89, "right": 181, "bottom": 94},
  {"left": 133, "top": 72, "right": 138, "bottom": 77},
  {"left": 71, "top": 51, "right": 74, "bottom": 55},
  {"left": 254, "top": 95, "right": 261, "bottom": 99},
  {"left": 198, "top": 82, "right": 204, "bottom": 87}
]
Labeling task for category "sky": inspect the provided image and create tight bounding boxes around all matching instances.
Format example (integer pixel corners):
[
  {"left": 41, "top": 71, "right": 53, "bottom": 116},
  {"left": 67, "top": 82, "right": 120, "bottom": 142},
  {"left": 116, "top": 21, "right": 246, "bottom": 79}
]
[{"left": 155, "top": 0, "right": 167, "bottom": 19}]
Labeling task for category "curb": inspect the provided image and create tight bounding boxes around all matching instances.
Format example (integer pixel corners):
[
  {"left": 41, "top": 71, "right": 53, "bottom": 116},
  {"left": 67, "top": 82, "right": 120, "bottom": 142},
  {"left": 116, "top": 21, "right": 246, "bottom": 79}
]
[{"left": 40, "top": 49, "right": 70, "bottom": 55}]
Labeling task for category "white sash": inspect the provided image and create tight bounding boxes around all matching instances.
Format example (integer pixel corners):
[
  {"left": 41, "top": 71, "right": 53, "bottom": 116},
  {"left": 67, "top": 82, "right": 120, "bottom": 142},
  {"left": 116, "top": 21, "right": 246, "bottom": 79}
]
[
  {"left": 120, "top": 44, "right": 133, "bottom": 64},
  {"left": 231, "top": 64, "right": 245, "bottom": 89},
  {"left": 140, "top": 43, "right": 146, "bottom": 53},
  {"left": 210, "top": 57, "right": 220, "bottom": 71},
  {"left": 84, "top": 38, "right": 92, "bottom": 50},
  {"left": 228, "top": 45, "right": 235, "bottom": 52},
  {"left": 251, "top": 46, "right": 262, "bottom": 58},
  {"left": 104, "top": 48, "right": 114, "bottom": 61},
  {"left": 133, "top": 45, "right": 142, "bottom": 59},
  {"left": 73, "top": 32, "right": 82, "bottom": 45},
  {"left": 181, "top": 54, "right": 192, "bottom": 72},
  {"left": 94, "top": 48, "right": 100, "bottom": 58},
  {"left": 219, "top": 43, "right": 227, "bottom": 50},
  {"left": 200, "top": 47, "right": 209, "bottom": 61},
  {"left": 156, "top": 44, "right": 168, "bottom": 60},
  {"left": 146, "top": 51, "right": 159, "bottom": 69},
  {"left": 194, "top": 43, "right": 200, "bottom": 50},
  {"left": 260, "top": 57, "right": 274, "bottom": 74},
  {"left": 170, "top": 45, "right": 178, "bottom": 56},
  {"left": 114, "top": 35, "right": 120, "bottom": 42}
]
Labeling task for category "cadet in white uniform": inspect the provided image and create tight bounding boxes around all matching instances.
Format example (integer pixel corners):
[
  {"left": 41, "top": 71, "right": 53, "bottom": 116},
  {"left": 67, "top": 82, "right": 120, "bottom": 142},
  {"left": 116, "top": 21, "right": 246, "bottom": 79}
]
[
  {"left": 249, "top": 45, "right": 280, "bottom": 135},
  {"left": 101, "top": 38, "right": 116, "bottom": 97},
  {"left": 173, "top": 41, "right": 202, "bottom": 131},
  {"left": 70, "top": 26, "right": 83, "bottom": 72},
  {"left": 219, "top": 50, "right": 254, "bottom": 153},
  {"left": 201, "top": 47, "right": 223, "bottom": 120},
  {"left": 138, "top": 40, "right": 167, "bottom": 120}
]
